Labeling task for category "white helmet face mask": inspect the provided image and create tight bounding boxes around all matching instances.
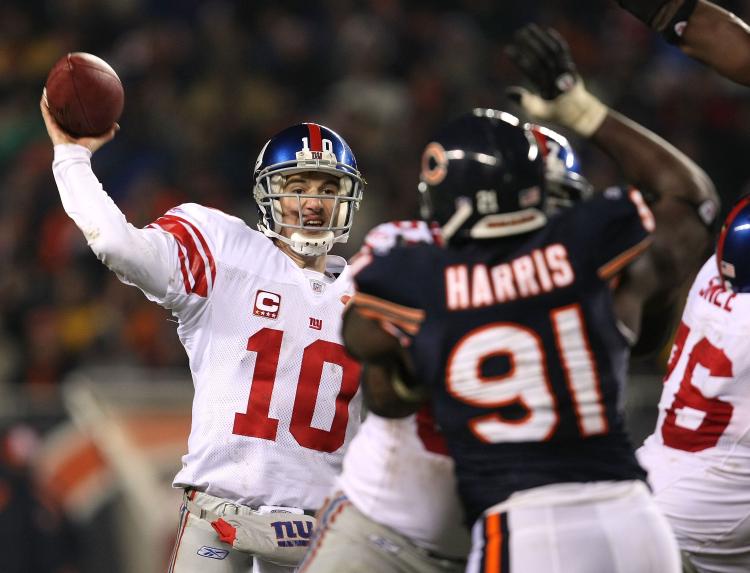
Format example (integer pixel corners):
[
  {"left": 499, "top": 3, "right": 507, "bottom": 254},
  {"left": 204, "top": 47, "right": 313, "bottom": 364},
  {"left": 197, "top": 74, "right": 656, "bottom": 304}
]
[
  {"left": 255, "top": 173, "right": 358, "bottom": 257},
  {"left": 253, "top": 124, "right": 364, "bottom": 257}
]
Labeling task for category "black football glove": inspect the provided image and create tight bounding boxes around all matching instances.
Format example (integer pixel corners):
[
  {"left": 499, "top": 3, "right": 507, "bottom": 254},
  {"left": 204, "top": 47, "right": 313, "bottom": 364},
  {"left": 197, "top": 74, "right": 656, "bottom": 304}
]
[
  {"left": 505, "top": 23, "right": 578, "bottom": 101},
  {"left": 616, "top": 0, "right": 699, "bottom": 43},
  {"left": 505, "top": 24, "right": 608, "bottom": 137}
]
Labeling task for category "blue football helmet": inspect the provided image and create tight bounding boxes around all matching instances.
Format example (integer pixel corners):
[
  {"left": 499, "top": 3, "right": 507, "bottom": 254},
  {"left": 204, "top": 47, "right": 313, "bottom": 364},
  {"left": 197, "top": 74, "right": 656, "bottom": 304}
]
[
  {"left": 418, "top": 109, "right": 546, "bottom": 244},
  {"left": 528, "top": 123, "right": 593, "bottom": 213},
  {"left": 717, "top": 194, "right": 750, "bottom": 293},
  {"left": 253, "top": 123, "right": 365, "bottom": 256}
]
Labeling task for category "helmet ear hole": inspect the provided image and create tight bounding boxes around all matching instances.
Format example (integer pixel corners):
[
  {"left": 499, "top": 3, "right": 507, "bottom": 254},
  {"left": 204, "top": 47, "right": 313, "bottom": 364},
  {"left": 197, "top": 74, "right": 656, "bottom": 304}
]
[
  {"left": 336, "top": 201, "right": 349, "bottom": 229},
  {"left": 339, "top": 176, "right": 352, "bottom": 195},
  {"left": 334, "top": 176, "right": 353, "bottom": 230},
  {"left": 270, "top": 175, "right": 285, "bottom": 194}
]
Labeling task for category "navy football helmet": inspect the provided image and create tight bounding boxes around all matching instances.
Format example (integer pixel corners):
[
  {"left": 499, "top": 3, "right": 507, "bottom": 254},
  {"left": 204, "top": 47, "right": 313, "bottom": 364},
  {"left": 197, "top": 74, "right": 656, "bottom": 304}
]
[
  {"left": 528, "top": 124, "right": 593, "bottom": 213},
  {"left": 253, "top": 123, "right": 365, "bottom": 256},
  {"left": 418, "top": 109, "right": 546, "bottom": 244},
  {"left": 717, "top": 194, "right": 750, "bottom": 293}
]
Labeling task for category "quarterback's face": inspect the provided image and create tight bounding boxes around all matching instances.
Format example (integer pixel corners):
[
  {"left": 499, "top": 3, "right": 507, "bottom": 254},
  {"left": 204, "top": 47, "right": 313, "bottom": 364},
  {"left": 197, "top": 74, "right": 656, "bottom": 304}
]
[{"left": 278, "top": 172, "right": 341, "bottom": 238}]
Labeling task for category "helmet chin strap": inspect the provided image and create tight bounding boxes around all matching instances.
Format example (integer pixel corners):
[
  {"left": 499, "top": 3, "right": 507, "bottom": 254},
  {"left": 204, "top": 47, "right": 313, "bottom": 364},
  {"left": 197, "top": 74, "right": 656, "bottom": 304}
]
[{"left": 289, "top": 230, "right": 335, "bottom": 257}]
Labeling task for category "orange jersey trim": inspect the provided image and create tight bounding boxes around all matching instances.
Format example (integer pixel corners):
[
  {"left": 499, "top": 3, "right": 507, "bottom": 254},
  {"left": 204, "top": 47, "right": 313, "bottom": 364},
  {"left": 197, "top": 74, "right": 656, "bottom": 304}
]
[
  {"left": 351, "top": 293, "right": 425, "bottom": 336},
  {"left": 597, "top": 237, "right": 652, "bottom": 280},
  {"left": 485, "top": 513, "right": 502, "bottom": 573},
  {"left": 356, "top": 307, "right": 421, "bottom": 336}
]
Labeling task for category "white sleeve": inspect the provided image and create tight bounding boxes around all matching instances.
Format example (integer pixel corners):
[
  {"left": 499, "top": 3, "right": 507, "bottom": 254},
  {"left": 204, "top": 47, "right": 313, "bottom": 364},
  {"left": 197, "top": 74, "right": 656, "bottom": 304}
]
[{"left": 52, "top": 143, "right": 177, "bottom": 301}]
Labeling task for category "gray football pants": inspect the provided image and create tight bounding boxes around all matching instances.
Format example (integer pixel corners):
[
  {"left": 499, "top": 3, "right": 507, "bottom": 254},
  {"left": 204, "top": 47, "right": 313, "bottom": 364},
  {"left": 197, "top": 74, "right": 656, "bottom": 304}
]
[
  {"left": 299, "top": 494, "right": 466, "bottom": 573},
  {"left": 167, "top": 490, "right": 298, "bottom": 573}
]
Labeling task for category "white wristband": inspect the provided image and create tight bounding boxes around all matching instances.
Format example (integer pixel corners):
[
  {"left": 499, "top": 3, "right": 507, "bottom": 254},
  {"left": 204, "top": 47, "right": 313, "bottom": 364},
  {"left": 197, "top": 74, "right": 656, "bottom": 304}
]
[{"left": 517, "top": 80, "right": 609, "bottom": 137}]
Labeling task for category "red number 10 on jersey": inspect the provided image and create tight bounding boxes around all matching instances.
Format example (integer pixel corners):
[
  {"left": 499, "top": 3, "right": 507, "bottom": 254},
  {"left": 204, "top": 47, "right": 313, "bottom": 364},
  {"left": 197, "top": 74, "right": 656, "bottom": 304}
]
[{"left": 232, "top": 327, "right": 361, "bottom": 453}]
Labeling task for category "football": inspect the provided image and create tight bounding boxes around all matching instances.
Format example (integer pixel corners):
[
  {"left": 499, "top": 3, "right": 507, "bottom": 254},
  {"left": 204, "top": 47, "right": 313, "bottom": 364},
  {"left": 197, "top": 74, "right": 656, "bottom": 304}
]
[{"left": 45, "top": 52, "right": 124, "bottom": 137}]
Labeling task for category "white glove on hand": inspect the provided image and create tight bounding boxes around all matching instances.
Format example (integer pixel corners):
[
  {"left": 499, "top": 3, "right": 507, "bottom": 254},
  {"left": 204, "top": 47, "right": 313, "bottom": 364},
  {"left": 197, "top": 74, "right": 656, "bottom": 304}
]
[
  {"left": 508, "top": 81, "right": 608, "bottom": 138},
  {"left": 505, "top": 24, "right": 609, "bottom": 137}
]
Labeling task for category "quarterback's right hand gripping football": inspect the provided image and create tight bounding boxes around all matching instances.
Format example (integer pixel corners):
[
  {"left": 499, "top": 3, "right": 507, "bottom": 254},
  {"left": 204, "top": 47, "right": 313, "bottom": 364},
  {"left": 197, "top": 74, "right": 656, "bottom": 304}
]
[
  {"left": 505, "top": 24, "right": 608, "bottom": 137},
  {"left": 40, "top": 90, "right": 118, "bottom": 153}
]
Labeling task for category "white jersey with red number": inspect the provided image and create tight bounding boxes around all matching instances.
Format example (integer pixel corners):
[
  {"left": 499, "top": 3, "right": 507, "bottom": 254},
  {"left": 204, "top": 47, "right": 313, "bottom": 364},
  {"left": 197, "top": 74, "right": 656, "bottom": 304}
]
[
  {"left": 52, "top": 144, "right": 362, "bottom": 510},
  {"left": 339, "top": 220, "right": 471, "bottom": 558},
  {"left": 637, "top": 255, "right": 750, "bottom": 564}
]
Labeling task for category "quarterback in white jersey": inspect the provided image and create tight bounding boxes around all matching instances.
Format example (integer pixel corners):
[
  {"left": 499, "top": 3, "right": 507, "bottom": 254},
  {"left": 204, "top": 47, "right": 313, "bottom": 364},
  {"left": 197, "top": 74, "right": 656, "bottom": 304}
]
[
  {"left": 41, "top": 96, "right": 365, "bottom": 573},
  {"left": 301, "top": 220, "right": 470, "bottom": 573},
  {"left": 638, "top": 196, "right": 750, "bottom": 573}
]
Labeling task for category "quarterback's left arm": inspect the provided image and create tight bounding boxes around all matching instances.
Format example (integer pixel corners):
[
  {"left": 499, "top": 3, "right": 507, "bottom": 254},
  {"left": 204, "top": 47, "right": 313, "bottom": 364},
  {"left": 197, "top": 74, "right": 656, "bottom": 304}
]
[{"left": 342, "top": 306, "right": 423, "bottom": 418}]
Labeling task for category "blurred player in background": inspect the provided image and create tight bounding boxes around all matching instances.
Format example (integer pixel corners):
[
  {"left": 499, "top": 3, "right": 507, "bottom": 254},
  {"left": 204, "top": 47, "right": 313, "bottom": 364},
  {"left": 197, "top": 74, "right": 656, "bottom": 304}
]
[
  {"left": 616, "top": 0, "right": 750, "bottom": 86},
  {"left": 336, "top": 23, "right": 721, "bottom": 572},
  {"left": 343, "top": 108, "right": 678, "bottom": 573},
  {"left": 300, "top": 124, "right": 591, "bottom": 573},
  {"left": 300, "top": 220, "right": 471, "bottom": 573},
  {"left": 506, "top": 23, "right": 720, "bottom": 356},
  {"left": 305, "top": 20, "right": 721, "bottom": 570},
  {"left": 637, "top": 197, "right": 750, "bottom": 573},
  {"left": 40, "top": 96, "right": 365, "bottom": 573},
  {"left": 527, "top": 124, "right": 594, "bottom": 215},
  {"left": 615, "top": 1, "right": 750, "bottom": 570}
]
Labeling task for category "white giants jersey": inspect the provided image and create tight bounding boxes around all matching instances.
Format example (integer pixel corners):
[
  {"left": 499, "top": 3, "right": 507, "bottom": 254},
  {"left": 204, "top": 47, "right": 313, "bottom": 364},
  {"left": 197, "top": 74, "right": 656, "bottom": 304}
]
[
  {"left": 640, "top": 255, "right": 750, "bottom": 467},
  {"left": 147, "top": 203, "right": 363, "bottom": 509},
  {"left": 50, "top": 146, "right": 361, "bottom": 511},
  {"left": 340, "top": 220, "right": 471, "bottom": 557},
  {"left": 638, "top": 255, "right": 750, "bottom": 561}
]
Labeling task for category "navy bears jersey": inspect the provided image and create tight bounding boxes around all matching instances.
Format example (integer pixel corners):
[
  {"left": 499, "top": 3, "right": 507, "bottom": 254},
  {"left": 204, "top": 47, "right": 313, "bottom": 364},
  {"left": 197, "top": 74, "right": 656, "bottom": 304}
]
[{"left": 351, "top": 187, "right": 655, "bottom": 523}]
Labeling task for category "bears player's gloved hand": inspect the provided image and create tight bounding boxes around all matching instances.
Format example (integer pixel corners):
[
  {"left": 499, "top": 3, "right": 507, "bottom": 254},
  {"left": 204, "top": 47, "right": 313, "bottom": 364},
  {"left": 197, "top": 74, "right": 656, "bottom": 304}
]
[
  {"left": 506, "top": 23, "right": 577, "bottom": 101},
  {"left": 615, "top": 0, "right": 698, "bottom": 43},
  {"left": 505, "top": 24, "right": 608, "bottom": 137}
]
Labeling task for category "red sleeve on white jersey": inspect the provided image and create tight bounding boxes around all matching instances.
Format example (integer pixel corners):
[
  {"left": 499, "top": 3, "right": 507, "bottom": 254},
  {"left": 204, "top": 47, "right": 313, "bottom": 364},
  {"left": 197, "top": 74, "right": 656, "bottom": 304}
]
[
  {"left": 361, "top": 220, "right": 441, "bottom": 255},
  {"left": 350, "top": 220, "right": 441, "bottom": 277},
  {"left": 149, "top": 211, "right": 217, "bottom": 297}
]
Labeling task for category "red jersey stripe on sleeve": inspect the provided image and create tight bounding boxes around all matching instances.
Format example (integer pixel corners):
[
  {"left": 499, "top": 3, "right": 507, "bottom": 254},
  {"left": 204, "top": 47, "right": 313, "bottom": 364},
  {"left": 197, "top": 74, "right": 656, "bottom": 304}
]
[
  {"left": 151, "top": 215, "right": 216, "bottom": 297},
  {"left": 597, "top": 236, "right": 652, "bottom": 280},
  {"left": 152, "top": 216, "right": 206, "bottom": 295},
  {"left": 173, "top": 242, "right": 192, "bottom": 294},
  {"left": 168, "top": 214, "right": 217, "bottom": 289},
  {"left": 146, "top": 222, "right": 192, "bottom": 293}
]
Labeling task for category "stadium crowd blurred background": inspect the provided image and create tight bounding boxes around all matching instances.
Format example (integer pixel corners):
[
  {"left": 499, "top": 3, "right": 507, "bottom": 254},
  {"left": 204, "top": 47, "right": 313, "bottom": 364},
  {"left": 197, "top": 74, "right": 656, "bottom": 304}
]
[{"left": 1, "top": 0, "right": 749, "bottom": 571}]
